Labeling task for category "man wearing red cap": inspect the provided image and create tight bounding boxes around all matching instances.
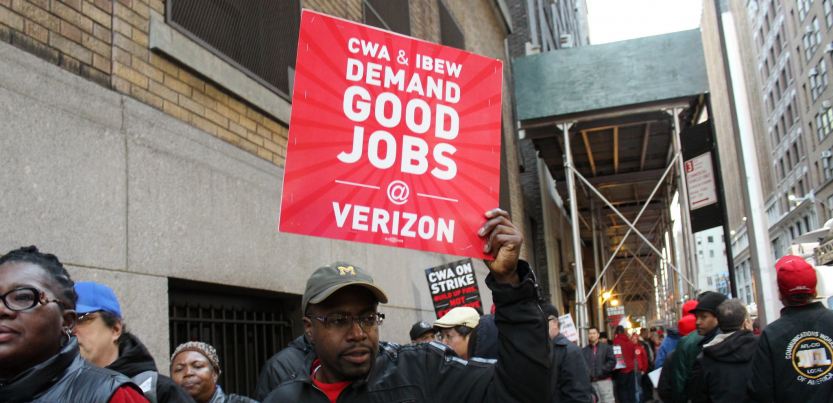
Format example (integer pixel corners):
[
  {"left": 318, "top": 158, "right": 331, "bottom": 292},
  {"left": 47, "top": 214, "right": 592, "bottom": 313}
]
[{"left": 748, "top": 255, "right": 833, "bottom": 402}]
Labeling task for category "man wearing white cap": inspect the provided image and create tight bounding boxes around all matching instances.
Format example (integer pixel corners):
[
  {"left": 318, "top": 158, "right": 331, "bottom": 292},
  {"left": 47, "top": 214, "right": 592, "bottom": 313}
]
[{"left": 433, "top": 307, "right": 480, "bottom": 360}]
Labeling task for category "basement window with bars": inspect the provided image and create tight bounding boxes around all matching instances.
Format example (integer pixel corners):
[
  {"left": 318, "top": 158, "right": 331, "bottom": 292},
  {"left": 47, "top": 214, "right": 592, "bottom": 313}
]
[
  {"left": 439, "top": 1, "right": 465, "bottom": 50},
  {"left": 168, "top": 279, "right": 301, "bottom": 399},
  {"left": 362, "top": 0, "right": 411, "bottom": 35},
  {"left": 166, "top": 0, "right": 301, "bottom": 101}
]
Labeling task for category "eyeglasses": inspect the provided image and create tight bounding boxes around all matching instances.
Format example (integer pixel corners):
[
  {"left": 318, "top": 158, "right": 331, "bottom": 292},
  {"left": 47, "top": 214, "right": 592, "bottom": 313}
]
[
  {"left": 1, "top": 287, "right": 68, "bottom": 311},
  {"left": 77, "top": 312, "right": 100, "bottom": 325},
  {"left": 437, "top": 331, "right": 461, "bottom": 342},
  {"left": 307, "top": 313, "right": 385, "bottom": 332}
]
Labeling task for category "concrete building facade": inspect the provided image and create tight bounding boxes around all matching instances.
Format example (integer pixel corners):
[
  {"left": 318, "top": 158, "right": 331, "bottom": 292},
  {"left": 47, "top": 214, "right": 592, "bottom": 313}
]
[{"left": 0, "top": 0, "right": 524, "bottom": 397}]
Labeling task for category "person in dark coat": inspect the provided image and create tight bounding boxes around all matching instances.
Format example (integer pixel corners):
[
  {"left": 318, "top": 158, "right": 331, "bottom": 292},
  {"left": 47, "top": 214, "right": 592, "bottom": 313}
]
[
  {"left": 0, "top": 246, "right": 147, "bottom": 403},
  {"left": 688, "top": 298, "right": 757, "bottom": 403},
  {"left": 582, "top": 326, "right": 616, "bottom": 403},
  {"left": 254, "top": 335, "right": 312, "bottom": 401},
  {"left": 748, "top": 255, "right": 833, "bottom": 402},
  {"left": 656, "top": 349, "right": 676, "bottom": 403},
  {"left": 545, "top": 305, "right": 592, "bottom": 403},
  {"left": 73, "top": 282, "right": 193, "bottom": 403}
]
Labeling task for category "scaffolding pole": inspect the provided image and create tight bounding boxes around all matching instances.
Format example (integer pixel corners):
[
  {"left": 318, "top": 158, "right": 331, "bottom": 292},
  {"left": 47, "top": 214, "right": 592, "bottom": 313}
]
[
  {"left": 562, "top": 122, "right": 589, "bottom": 345},
  {"left": 671, "top": 107, "right": 698, "bottom": 298}
]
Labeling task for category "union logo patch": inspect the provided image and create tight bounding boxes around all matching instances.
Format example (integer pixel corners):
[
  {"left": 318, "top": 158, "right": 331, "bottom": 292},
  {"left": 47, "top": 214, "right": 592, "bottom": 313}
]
[{"left": 787, "top": 332, "right": 833, "bottom": 383}]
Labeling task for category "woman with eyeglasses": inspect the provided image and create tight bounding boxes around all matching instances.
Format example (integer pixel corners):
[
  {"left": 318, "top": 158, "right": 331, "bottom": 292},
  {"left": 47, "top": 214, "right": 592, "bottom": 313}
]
[
  {"left": 171, "top": 341, "right": 258, "bottom": 403},
  {"left": 0, "top": 246, "right": 148, "bottom": 403}
]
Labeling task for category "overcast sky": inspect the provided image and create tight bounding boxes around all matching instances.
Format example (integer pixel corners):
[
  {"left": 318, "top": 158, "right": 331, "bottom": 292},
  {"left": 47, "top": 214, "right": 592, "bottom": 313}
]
[{"left": 586, "top": 0, "right": 704, "bottom": 45}]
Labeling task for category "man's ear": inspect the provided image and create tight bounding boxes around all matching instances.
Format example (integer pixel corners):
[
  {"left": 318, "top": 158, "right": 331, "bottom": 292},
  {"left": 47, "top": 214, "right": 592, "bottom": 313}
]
[
  {"left": 62, "top": 309, "right": 77, "bottom": 330},
  {"left": 303, "top": 317, "right": 314, "bottom": 344}
]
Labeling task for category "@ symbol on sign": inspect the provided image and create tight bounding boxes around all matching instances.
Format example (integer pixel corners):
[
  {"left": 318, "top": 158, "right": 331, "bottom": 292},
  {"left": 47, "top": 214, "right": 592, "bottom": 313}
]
[{"left": 387, "top": 181, "right": 410, "bottom": 205}]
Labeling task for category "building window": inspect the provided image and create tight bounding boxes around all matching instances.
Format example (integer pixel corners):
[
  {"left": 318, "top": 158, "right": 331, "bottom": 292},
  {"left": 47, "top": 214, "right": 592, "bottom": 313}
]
[
  {"left": 710, "top": 250, "right": 715, "bottom": 257},
  {"left": 799, "top": 0, "right": 812, "bottom": 21},
  {"left": 167, "top": 0, "right": 302, "bottom": 100},
  {"left": 827, "top": 0, "right": 833, "bottom": 27},
  {"left": 817, "top": 108, "right": 833, "bottom": 140},
  {"left": 363, "top": 0, "right": 411, "bottom": 35},
  {"left": 805, "top": 19, "right": 822, "bottom": 60},
  {"left": 811, "top": 60, "right": 829, "bottom": 100},
  {"left": 439, "top": 1, "right": 466, "bottom": 50},
  {"left": 168, "top": 279, "right": 299, "bottom": 397},
  {"left": 788, "top": 104, "right": 795, "bottom": 124},
  {"left": 708, "top": 236, "right": 714, "bottom": 243}
]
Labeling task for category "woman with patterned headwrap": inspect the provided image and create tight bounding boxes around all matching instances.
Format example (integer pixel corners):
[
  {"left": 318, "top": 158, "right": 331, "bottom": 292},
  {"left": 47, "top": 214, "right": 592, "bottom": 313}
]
[{"left": 170, "top": 341, "right": 258, "bottom": 403}]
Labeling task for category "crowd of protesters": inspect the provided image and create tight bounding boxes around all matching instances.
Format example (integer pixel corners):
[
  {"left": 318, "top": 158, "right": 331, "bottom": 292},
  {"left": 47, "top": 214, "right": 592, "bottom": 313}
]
[{"left": 2, "top": 209, "right": 832, "bottom": 403}]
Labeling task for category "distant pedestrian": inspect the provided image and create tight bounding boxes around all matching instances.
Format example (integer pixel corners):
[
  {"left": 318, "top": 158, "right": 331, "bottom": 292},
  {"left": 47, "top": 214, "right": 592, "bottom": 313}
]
[
  {"left": 670, "top": 292, "right": 728, "bottom": 403},
  {"left": 599, "top": 331, "right": 610, "bottom": 344},
  {"left": 0, "top": 246, "right": 147, "bottom": 403},
  {"left": 583, "top": 326, "right": 617, "bottom": 403},
  {"left": 688, "top": 298, "right": 757, "bottom": 403},
  {"left": 656, "top": 300, "right": 698, "bottom": 369},
  {"left": 544, "top": 305, "right": 592, "bottom": 403},
  {"left": 632, "top": 334, "right": 648, "bottom": 374},
  {"left": 748, "top": 255, "right": 833, "bottom": 402},
  {"left": 409, "top": 321, "right": 436, "bottom": 343},
  {"left": 613, "top": 325, "right": 638, "bottom": 403},
  {"left": 73, "top": 281, "right": 193, "bottom": 403},
  {"left": 433, "top": 307, "right": 480, "bottom": 360},
  {"left": 638, "top": 330, "right": 655, "bottom": 402},
  {"left": 171, "top": 341, "right": 258, "bottom": 403}
]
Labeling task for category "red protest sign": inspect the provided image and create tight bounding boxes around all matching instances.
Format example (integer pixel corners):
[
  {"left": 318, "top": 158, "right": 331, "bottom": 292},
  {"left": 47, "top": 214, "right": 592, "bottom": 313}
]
[{"left": 279, "top": 10, "right": 503, "bottom": 259}]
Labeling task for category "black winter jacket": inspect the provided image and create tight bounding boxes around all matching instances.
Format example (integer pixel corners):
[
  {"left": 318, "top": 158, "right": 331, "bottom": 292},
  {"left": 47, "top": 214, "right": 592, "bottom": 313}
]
[
  {"left": 748, "top": 302, "right": 833, "bottom": 403},
  {"left": 107, "top": 333, "right": 194, "bottom": 403},
  {"left": 552, "top": 333, "right": 592, "bottom": 403},
  {"left": 254, "top": 335, "right": 400, "bottom": 401},
  {"left": 581, "top": 341, "right": 616, "bottom": 381},
  {"left": 0, "top": 338, "right": 139, "bottom": 403},
  {"left": 263, "top": 262, "right": 551, "bottom": 403},
  {"left": 656, "top": 349, "right": 675, "bottom": 403},
  {"left": 688, "top": 330, "right": 757, "bottom": 403},
  {"left": 254, "top": 335, "right": 313, "bottom": 401},
  {"left": 207, "top": 386, "right": 258, "bottom": 403}
]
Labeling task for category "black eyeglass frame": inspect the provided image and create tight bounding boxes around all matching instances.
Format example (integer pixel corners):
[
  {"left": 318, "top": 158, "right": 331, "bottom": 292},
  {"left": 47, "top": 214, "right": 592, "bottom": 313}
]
[
  {"left": 0, "top": 287, "right": 68, "bottom": 311},
  {"left": 306, "top": 312, "right": 386, "bottom": 331}
]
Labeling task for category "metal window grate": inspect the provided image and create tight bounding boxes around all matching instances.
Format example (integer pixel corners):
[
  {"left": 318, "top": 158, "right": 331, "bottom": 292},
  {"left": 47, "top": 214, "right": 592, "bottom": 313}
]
[
  {"left": 439, "top": 1, "right": 465, "bottom": 50},
  {"left": 167, "top": 0, "right": 301, "bottom": 100},
  {"left": 169, "top": 303, "right": 294, "bottom": 398},
  {"left": 363, "top": 0, "right": 411, "bottom": 35}
]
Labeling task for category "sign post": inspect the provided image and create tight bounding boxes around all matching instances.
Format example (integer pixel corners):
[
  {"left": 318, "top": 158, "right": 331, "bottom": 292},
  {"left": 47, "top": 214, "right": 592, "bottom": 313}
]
[
  {"left": 425, "top": 258, "right": 483, "bottom": 318},
  {"left": 279, "top": 10, "right": 504, "bottom": 259}
]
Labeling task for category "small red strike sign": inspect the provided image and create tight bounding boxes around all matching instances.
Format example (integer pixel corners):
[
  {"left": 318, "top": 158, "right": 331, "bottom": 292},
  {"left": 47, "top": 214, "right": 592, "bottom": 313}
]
[{"left": 279, "top": 10, "right": 503, "bottom": 259}]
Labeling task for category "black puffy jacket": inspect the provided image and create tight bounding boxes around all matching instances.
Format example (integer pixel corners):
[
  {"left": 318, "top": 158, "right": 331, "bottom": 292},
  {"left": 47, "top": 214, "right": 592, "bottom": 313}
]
[
  {"left": 748, "top": 302, "right": 833, "bottom": 403},
  {"left": 206, "top": 386, "right": 258, "bottom": 403},
  {"left": 263, "top": 262, "right": 551, "bottom": 403},
  {"left": 688, "top": 329, "right": 757, "bottom": 403},
  {"left": 581, "top": 341, "right": 616, "bottom": 381},
  {"left": 254, "top": 335, "right": 312, "bottom": 401},
  {"left": 107, "top": 333, "right": 194, "bottom": 403},
  {"left": 0, "top": 338, "right": 139, "bottom": 403}
]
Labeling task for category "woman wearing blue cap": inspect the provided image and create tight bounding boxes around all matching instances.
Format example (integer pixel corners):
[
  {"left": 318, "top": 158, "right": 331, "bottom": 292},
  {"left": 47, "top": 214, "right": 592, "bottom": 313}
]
[{"left": 73, "top": 281, "right": 193, "bottom": 403}]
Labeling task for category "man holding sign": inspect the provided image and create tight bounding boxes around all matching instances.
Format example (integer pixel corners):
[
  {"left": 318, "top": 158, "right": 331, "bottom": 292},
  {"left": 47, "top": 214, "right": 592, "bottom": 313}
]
[{"left": 263, "top": 209, "right": 550, "bottom": 403}]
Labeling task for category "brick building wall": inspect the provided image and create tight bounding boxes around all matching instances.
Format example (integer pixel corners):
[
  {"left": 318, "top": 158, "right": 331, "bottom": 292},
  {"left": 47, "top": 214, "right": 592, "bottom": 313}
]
[{"left": 0, "top": 0, "right": 525, "bottom": 231}]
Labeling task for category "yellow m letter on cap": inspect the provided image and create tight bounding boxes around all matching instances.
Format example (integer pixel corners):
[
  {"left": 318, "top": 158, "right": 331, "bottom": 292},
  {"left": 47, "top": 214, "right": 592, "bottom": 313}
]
[{"left": 338, "top": 266, "right": 356, "bottom": 275}]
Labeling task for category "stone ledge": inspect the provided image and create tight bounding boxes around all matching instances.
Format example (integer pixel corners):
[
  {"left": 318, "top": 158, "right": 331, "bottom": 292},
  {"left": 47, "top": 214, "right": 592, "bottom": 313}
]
[{"left": 148, "top": 17, "right": 292, "bottom": 125}]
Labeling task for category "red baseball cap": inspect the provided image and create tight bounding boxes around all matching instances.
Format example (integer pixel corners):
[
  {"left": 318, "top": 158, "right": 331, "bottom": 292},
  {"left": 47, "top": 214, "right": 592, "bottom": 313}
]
[{"left": 775, "top": 255, "right": 817, "bottom": 301}]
